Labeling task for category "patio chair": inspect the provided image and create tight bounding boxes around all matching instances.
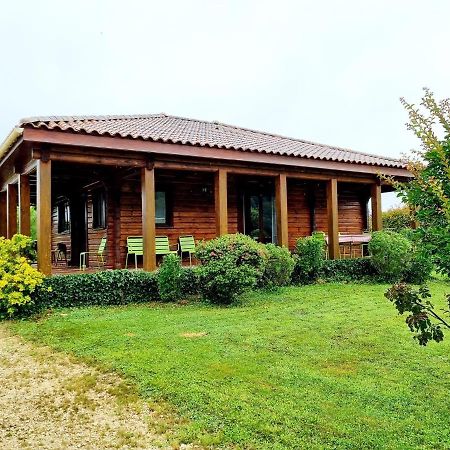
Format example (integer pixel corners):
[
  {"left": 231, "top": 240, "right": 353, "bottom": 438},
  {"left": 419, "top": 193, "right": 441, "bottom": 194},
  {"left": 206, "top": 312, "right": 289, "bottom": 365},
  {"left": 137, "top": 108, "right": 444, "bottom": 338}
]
[
  {"left": 53, "top": 243, "right": 69, "bottom": 266},
  {"left": 156, "top": 236, "right": 179, "bottom": 257},
  {"left": 125, "top": 236, "right": 143, "bottom": 269},
  {"left": 179, "top": 235, "right": 196, "bottom": 266},
  {"left": 80, "top": 237, "right": 107, "bottom": 271}
]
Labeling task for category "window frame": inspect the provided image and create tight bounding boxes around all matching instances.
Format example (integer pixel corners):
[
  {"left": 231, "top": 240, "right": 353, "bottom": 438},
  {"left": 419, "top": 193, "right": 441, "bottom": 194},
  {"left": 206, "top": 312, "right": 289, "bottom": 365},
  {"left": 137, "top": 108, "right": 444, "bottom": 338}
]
[
  {"left": 57, "top": 199, "right": 71, "bottom": 234},
  {"left": 92, "top": 189, "right": 107, "bottom": 230},
  {"left": 155, "top": 188, "right": 173, "bottom": 228}
]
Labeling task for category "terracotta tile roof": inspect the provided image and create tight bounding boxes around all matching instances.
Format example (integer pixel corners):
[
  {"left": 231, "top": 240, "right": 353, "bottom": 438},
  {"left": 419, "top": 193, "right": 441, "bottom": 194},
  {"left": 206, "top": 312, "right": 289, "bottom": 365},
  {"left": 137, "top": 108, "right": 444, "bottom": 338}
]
[{"left": 19, "top": 114, "right": 405, "bottom": 169}]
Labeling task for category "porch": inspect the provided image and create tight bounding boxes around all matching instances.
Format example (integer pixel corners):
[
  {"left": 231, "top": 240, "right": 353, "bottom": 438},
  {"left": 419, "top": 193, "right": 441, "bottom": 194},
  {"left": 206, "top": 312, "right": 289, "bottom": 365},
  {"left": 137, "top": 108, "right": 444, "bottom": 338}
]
[{"left": 0, "top": 156, "right": 384, "bottom": 275}]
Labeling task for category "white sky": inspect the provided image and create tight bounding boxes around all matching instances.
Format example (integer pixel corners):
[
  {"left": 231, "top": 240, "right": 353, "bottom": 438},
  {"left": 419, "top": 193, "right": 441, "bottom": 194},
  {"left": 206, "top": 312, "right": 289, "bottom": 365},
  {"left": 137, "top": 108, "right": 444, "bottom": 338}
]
[{"left": 1, "top": 0, "right": 449, "bottom": 209}]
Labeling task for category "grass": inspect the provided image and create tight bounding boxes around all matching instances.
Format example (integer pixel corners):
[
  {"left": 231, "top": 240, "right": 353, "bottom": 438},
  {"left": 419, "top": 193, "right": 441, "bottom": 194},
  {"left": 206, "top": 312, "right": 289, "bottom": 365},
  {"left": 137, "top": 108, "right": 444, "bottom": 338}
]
[{"left": 10, "top": 280, "right": 450, "bottom": 449}]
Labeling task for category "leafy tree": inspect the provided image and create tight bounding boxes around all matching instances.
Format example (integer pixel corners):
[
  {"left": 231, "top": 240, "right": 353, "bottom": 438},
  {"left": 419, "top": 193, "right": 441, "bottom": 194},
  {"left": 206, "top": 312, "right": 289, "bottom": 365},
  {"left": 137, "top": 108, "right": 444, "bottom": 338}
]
[
  {"left": 390, "top": 88, "right": 450, "bottom": 274},
  {"left": 386, "top": 88, "right": 450, "bottom": 344}
]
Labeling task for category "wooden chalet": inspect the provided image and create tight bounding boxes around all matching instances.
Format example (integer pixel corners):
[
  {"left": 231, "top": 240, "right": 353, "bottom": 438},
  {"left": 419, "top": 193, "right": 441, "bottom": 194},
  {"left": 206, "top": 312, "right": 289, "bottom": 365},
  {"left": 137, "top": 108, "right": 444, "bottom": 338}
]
[{"left": 0, "top": 114, "right": 411, "bottom": 275}]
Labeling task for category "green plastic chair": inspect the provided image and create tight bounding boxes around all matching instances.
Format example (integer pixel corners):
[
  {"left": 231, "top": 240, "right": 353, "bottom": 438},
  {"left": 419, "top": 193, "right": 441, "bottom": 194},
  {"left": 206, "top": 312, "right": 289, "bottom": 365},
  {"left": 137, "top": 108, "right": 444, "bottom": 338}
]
[
  {"left": 179, "top": 235, "right": 196, "bottom": 266},
  {"left": 156, "top": 236, "right": 179, "bottom": 256},
  {"left": 80, "top": 237, "right": 107, "bottom": 271},
  {"left": 125, "top": 236, "right": 144, "bottom": 269}
]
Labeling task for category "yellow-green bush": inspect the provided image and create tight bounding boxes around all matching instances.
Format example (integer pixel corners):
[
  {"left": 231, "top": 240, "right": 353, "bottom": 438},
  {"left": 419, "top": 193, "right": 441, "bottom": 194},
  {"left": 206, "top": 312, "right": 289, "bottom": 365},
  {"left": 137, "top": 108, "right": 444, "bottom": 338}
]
[{"left": 0, "top": 234, "right": 46, "bottom": 318}]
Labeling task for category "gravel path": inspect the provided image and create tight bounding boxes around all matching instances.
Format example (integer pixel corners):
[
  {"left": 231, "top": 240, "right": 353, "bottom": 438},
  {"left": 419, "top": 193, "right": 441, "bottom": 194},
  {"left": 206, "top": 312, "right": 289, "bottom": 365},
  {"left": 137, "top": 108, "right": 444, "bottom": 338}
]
[{"left": 0, "top": 326, "right": 179, "bottom": 450}]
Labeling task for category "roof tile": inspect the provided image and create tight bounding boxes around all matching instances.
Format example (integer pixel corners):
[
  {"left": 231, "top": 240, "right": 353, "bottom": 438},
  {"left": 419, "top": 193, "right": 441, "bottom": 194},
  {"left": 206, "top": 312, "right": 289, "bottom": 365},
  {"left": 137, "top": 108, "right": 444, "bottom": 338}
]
[{"left": 19, "top": 114, "right": 405, "bottom": 168}]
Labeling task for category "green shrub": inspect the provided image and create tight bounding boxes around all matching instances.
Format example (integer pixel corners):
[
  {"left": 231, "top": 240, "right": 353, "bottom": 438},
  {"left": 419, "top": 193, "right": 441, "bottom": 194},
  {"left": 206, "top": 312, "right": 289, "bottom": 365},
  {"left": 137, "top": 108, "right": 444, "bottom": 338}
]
[
  {"left": 403, "top": 249, "right": 433, "bottom": 284},
  {"left": 32, "top": 270, "right": 160, "bottom": 314},
  {"left": 196, "top": 234, "right": 267, "bottom": 304},
  {"left": 292, "top": 234, "right": 325, "bottom": 284},
  {"left": 390, "top": 229, "right": 433, "bottom": 283},
  {"left": 0, "top": 234, "right": 45, "bottom": 318},
  {"left": 368, "top": 231, "right": 412, "bottom": 282},
  {"left": 382, "top": 206, "right": 413, "bottom": 232},
  {"left": 260, "top": 243, "right": 295, "bottom": 289},
  {"left": 157, "top": 254, "right": 183, "bottom": 302},
  {"left": 320, "top": 258, "right": 377, "bottom": 282},
  {"left": 180, "top": 266, "right": 201, "bottom": 296}
]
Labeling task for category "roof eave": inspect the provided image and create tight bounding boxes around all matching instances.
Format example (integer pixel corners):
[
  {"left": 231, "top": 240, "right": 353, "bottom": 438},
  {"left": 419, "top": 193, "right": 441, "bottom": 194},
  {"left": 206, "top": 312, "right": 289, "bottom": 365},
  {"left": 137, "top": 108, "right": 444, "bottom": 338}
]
[{"left": 0, "top": 127, "right": 24, "bottom": 162}]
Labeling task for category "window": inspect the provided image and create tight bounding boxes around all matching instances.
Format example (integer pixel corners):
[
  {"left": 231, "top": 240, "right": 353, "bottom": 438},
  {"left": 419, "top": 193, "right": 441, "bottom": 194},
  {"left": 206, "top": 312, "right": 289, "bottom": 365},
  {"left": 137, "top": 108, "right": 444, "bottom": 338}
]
[
  {"left": 92, "top": 190, "right": 107, "bottom": 229},
  {"left": 57, "top": 200, "right": 70, "bottom": 233},
  {"left": 156, "top": 190, "right": 170, "bottom": 226}
]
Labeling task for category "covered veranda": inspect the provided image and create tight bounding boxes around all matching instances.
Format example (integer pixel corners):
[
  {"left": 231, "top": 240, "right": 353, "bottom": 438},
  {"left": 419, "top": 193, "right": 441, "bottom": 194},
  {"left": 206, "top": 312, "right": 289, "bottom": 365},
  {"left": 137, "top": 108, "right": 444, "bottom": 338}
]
[{"left": 0, "top": 149, "right": 385, "bottom": 276}]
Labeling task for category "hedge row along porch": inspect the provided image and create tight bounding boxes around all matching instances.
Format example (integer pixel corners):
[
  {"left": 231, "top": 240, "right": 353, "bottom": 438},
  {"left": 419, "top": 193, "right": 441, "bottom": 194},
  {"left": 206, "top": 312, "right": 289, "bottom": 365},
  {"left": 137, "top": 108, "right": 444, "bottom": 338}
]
[{"left": 0, "top": 114, "right": 411, "bottom": 275}]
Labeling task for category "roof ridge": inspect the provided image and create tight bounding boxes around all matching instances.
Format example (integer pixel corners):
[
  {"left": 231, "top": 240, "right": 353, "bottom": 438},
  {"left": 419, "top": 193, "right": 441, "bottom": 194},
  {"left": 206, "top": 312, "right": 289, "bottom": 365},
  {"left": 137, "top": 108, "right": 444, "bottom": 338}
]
[{"left": 19, "top": 113, "right": 166, "bottom": 125}]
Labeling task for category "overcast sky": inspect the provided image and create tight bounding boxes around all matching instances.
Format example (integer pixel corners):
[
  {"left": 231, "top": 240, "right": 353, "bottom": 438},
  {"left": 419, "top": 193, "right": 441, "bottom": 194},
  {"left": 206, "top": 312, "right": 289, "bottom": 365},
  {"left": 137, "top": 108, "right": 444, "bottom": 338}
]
[{"left": 1, "top": 0, "right": 449, "bottom": 209}]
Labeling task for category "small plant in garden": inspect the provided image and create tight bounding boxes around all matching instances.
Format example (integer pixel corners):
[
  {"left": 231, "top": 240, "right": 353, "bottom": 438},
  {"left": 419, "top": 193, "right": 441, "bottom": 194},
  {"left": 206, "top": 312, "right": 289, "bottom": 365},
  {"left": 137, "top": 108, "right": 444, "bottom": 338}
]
[
  {"left": 196, "top": 233, "right": 267, "bottom": 304},
  {"left": 260, "top": 243, "right": 295, "bottom": 290},
  {"left": 385, "top": 283, "right": 449, "bottom": 345},
  {"left": 368, "top": 231, "right": 412, "bottom": 282},
  {"left": 292, "top": 234, "right": 325, "bottom": 284},
  {"left": 157, "top": 254, "right": 183, "bottom": 302},
  {"left": 0, "top": 234, "right": 46, "bottom": 318}
]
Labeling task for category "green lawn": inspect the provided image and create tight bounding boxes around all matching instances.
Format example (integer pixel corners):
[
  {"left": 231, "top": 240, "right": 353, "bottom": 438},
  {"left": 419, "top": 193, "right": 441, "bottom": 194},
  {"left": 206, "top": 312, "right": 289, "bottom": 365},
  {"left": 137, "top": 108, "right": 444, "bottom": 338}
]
[{"left": 10, "top": 281, "right": 450, "bottom": 449}]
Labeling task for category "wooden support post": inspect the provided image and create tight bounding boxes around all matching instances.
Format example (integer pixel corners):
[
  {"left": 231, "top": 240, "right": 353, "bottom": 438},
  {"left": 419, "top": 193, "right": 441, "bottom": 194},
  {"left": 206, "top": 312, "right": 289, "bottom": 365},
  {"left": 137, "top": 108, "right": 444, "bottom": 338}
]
[
  {"left": 18, "top": 174, "right": 31, "bottom": 236},
  {"left": 275, "top": 173, "right": 289, "bottom": 247},
  {"left": 6, "top": 184, "right": 18, "bottom": 238},
  {"left": 371, "top": 182, "right": 382, "bottom": 231},
  {"left": 327, "top": 178, "right": 339, "bottom": 259},
  {"left": 215, "top": 169, "right": 228, "bottom": 236},
  {"left": 0, "top": 191, "right": 6, "bottom": 237},
  {"left": 37, "top": 159, "right": 52, "bottom": 275},
  {"left": 141, "top": 165, "right": 156, "bottom": 271}
]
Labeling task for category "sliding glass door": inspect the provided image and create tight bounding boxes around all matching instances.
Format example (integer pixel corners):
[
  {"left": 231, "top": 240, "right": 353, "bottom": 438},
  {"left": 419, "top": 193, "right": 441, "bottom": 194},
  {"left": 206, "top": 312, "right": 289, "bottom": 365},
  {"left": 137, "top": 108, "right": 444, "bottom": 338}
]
[{"left": 243, "top": 193, "right": 276, "bottom": 244}]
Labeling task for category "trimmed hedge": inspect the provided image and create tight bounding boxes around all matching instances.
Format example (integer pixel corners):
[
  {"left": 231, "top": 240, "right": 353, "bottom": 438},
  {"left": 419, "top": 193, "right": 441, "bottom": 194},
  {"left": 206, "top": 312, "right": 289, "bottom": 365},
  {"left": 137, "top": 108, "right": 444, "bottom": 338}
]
[
  {"left": 28, "top": 267, "right": 201, "bottom": 316},
  {"left": 33, "top": 270, "right": 159, "bottom": 310},
  {"left": 180, "top": 265, "right": 201, "bottom": 295},
  {"left": 320, "top": 258, "right": 377, "bottom": 282}
]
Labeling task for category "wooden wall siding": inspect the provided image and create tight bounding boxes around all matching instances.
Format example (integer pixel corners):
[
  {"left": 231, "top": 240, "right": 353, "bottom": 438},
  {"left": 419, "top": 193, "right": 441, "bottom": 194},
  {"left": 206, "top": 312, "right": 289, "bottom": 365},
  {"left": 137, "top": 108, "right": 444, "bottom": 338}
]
[
  {"left": 117, "top": 171, "right": 221, "bottom": 267},
  {"left": 286, "top": 181, "right": 367, "bottom": 250},
  {"left": 227, "top": 174, "right": 239, "bottom": 234},
  {"left": 337, "top": 183, "right": 367, "bottom": 234},
  {"left": 287, "top": 180, "right": 314, "bottom": 249},
  {"left": 311, "top": 183, "right": 328, "bottom": 234},
  {"left": 309, "top": 183, "right": 366, "bottom": 235}
]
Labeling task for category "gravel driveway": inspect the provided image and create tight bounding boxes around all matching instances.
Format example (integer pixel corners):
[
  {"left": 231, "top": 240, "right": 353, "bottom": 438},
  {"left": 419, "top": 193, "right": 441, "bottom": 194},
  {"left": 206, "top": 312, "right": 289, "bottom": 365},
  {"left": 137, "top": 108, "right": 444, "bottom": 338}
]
[{"left": 0, "top": 325, "right": 178, "bottom": 450}]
